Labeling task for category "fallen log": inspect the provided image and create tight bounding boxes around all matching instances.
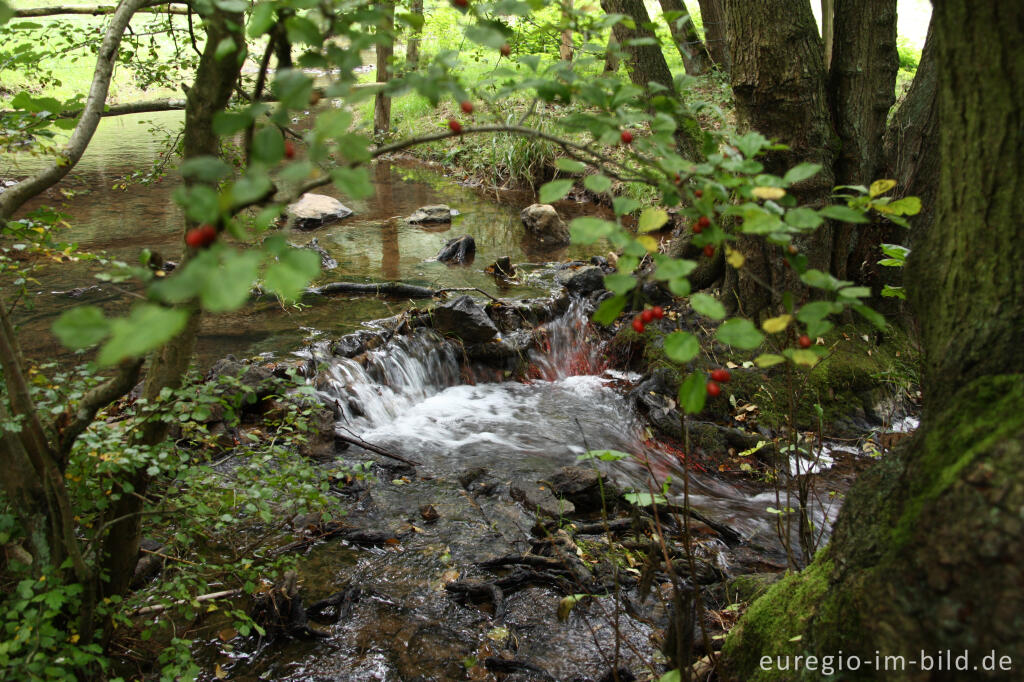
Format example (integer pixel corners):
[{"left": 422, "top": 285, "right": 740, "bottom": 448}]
[{"left": 308, "top": 281, "right": 438, "bottom": 298}]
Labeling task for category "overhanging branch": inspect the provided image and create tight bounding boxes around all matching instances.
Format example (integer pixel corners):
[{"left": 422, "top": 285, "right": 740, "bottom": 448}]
[{"left": 14, "top": 1, "right": 188, "bottom": 18}]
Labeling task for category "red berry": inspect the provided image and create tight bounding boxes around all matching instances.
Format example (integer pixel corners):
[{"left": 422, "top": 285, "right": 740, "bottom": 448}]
[
  {"left": 703, "top": 244, "right": 715, "bottom": 258},
  {"left": 799, "top": 334, "right": 812, "bottom": 349},
  {"left": 448, "top": 119, "right": 462, "bottom": 134},
  {"left": 500, "top": 43, "right": 511, "bottom": 57},
  {"left": 460, "top": 100, "right": 474, "bottom": 114},
  {"left": 692, "top": 221, "right": 703, "bottom": 234},
  {"left": 651, "top": 306, "right": 664, "bottom": 319},
  {"left": 697, "top": 216, "right": 710, "bottom": 229},
  {"left": 452, "top": 0, "right": 468, "bottom": 7},
  {"left": 674, "top": 173, "right": 682, "bottom": 184},
  {"left": 641, "top": 309, "right": 655, "bottom": 324},
  {"left": 710, "top": 368, "right": 731, "bottom": 383},
  {"left": 706, "top": 380, "right": 721, "bottom": 397},
  {"left": 284, "top": 140, "right": 295, "bottom": 159},
  {"left": 632, "top": 317, "right": 645, "bottom": 333},
  {"left": 694, "top": 189, "right": 703, "bottom": 198},
  {"left": 186, "top": 224, "right": 216, "bottom": 249},
  {"left": 620, "top": 130, "right": 633, "bottom": 145}
]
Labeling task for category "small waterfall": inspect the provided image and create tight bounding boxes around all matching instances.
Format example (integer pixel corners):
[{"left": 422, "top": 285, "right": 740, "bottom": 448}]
[
  {"left": 527, "top": 298, "right": 606, "bottom": 381},
  {"left": 312, "top": 329, "right": 462, "bottom": 431}
]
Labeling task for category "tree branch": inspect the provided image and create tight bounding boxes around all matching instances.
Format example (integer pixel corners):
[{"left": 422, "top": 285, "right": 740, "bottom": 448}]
[
  {"left": 13, "top": 1, "right": 188, "bottom": 17},
  {"left": 54, "top": 358, "right": 145, "bottom": 466},
  {"left": 0, "top": 0, "right": 151, "bottom": 221}
]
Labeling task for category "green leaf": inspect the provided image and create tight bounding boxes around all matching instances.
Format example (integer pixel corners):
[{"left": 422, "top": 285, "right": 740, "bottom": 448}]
[
  {"left": 783, "top": 162, "right": 822, "bottom": 185},
  {"left": 637, "top": 207, "right": 669, "bottom": 233},
  {"left": 201, "top": 251, "right": 261, "bottom": 312},
  {"left": 690, "top": 293, "right": 725, "bottom": 320},
  {"left": 755, "top": 353, "right": 786, "bottom": 368},
  {"left": 885, "top": 196, "right": 921, "bottom": 216},
  {"left": 653, "top": 256, "right": 697, "bottom": 281},
  {"left": 593, "top": 294, "right": 626, "bottom": 325},
  {"left": 555, "top": 158, "right": 587, "bottom": 173},
  {"left": 569, "top": 217, "right": 616, "bottom": 244},
  {"left": 678, "top": 372, "right": 707, "bottom": 415},
  {"left": 881, "top": 284, "right": 906, "bottom": 299},
  {"left": 212, "top": 111, "right": 251, "bottom": 136},
  {"left": 285, "top": 15, "right": 322, "bottom": 46},
  {"left": 584, "top": 174, "right": 612, "bottom": 194},
  {"left": 740, "top": 208, "right": 785, "bottom": 234},
  {"left": 853, "top": 303, "right": 887, "bottom": 331},
  {"left": 612, "top": 196, "right": 641, "bottom": 216},
  {"left": 272, "top": 69, "right": 314, "bottom": 110},
  {"left": 658, "top": 671, "right": 681, "bottom": 682},
  {"left": 214, "top": 37, "right": 237, "bottom": 62},
  {"left": 716, "top": 319, "right": 765, "bottom": 350},
  {"left": 247, "top": 2, "right": 276, "bottom": 37},
  {"left": 663, "top": 331, "right": 700, "bottom": 364},
  {"left": 603, "top": 273, "right": 636, "bottom": 295},
  {"left": 820, "top": 205, "right": 870, "bottom": 224},
  {"left": 577, "top": 449, "right": 630, "bottom": 462},
  {"left": 53, "top": 306, "right": 109, "bottom": 349},
  {"left": 784, "top": 207, "right": 823, "bottom": 230},
  {"left": 465, "top": 22, "right": 511, "bottom": 50},
  {"left": 251, "top": 126, "right": 284, "bottom": 165},
  {"left": 97, "top": 305, "right": 189, "bottom": 367},
  {"left": 263, "top": 247, "right": 321, "bottom": 301},
  {"left": 668, "top": 277, "right": 691, "bottom": 296},
  {"left": 623, "top": 491, "right": 667, "bottom": 506},
  {"left": 0, "top": 1, "right": 13, "bottom": 25},
  {"left": 331, "top": 167, "right": 375, "bottom": 200},
  {"left": 180, "top": 156, "right": 231, "bottom": 183},
  {"left": 538, "top": 179, "right": 574, "bottom": 203},
  {"left": 230, "top": 173, "right": 273, "bottom": 206}
]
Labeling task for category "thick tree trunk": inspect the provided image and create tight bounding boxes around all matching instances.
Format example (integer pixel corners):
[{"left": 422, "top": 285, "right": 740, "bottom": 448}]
[
  {"left": 659, "top": 0, "right": 711, "bottom": 75},
  {"left": 721, "top": 0, "right": 836, "bottom": 320},
  {"left": 374, "top": 2, "right": 394, "bottom": 134},
  {"left": 720, "top": 2, "right": 1024, "bottom": 678},
  {"left": 600, "top": 0, "right": 676, "bottom": 94},
  {"left": 406, "top": 0, "right": 423, "bottom": 69},
  {"left": 828, "top": 0, "right": 898, "bottom": 281},
  {"left": 695, "top": 0, "right": 729, "bottom": 72},
  {"left": 884, "top": 24, "right": 938, "bottom": 249},
  {"left": 98, "top": 6, "right": 245, "bottom": 606}
]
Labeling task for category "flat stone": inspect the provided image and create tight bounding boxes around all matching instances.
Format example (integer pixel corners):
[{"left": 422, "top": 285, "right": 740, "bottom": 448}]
[
  {"left": 548, "top": 466, "right": 615, "bottom": 512},
  {"left": 286, "top": 193, "right": 354, "bottom": 230},
  {"left": 408, "top": 204, "right": 457, "bottom": 223},
  {"left": 431, "top": 295, "right": 499, "bottom": 343},
  {"left": 510, "top": 479, "right": 576, "bottom": 518}
]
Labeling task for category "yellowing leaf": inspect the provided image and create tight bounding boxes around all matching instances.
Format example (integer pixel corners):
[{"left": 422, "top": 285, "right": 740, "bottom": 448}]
[
  {"left": 752, "top": 186, "right": 786, "bottom": 200},
  {"left": 762, "top": 314, "right": 792, "bottom": 334},
  {"left": 869, "top": 179, "right": 897, "bottom": 198},
  {"left": 725, "top": 247, "right": 745, "bottom": 269},
  {"left": 637, "top": 207, "right": 669, "bottom": 233},
  {"left": 791, "top": 349, "right": 819, "bottom": 366},
  {"left": 636, "top": 235, "right": 660, "bottom": 252},
  {"left": 755, "top": 353, "right": 786, "bottom": 368}
]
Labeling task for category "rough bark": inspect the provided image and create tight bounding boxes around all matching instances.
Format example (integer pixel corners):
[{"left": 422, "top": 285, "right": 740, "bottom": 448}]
[
  {"left": 828, "top": 0, "right": 898, "bottom": 281},
  {"left": 97, "top": 6, "right": 245, "bottom": 605},
  {"left": 720, "top": 2, "right": 1024, "bottom": 678},
  {"left": 374, "top": 2, "right": 395, "bottom": 134},
  {"left": 695, "top": 0, "right": 729, "bottom": 72},
  {"left": 721, "top": 0, "right": 837, "bottom": 320},
  {"left": 659, "top": 0, "right": 712, "bottom": 75},
  {"left": 883, "top": 24, "right": 938, "bottom": 248},
  {"left": 600, "top": 0, "right": 676, "bottom": 95},
  {"left": 406, "top": 0, "right": 423, "bottom": 69}
]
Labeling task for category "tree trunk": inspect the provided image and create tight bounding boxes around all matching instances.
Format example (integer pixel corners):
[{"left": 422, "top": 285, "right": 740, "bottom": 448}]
[
  {"left": 604, "top": 33, "right": 620, "bottom": 72},
  {"left": 721, "top": 0, "right": 837, "bottom": 320},
  {"left": 406, "top": 0, "right": 423, "bottom": 70},
  {"left": 720, "top": 2, "right": 1024, "bottom": 678},
  {"left": 374, "top": 2, "right": 394, "bottom": 134},
  {"left": 98, "top": 6, "right": 245, "bottom": 607},
  {"left": 659, "top": 0, "right": 712, "bottom": 75},
  {"left": 820, "top": 0, "right": 834, "bottom": 69},
  {"left": 884, "top": 23, "right": 938, "bottom": 249},
  {"left": 828, "top": 0, "right": 898, "bottom": 281},
  {"left": 600, "top": 0, "right": 677, "bottom": 95},
  {"left": 695, "top": 0, "right": 729, "bottom": 72},
  {"left": 560, "top": 0, "right": 575, "bottom": 62}
]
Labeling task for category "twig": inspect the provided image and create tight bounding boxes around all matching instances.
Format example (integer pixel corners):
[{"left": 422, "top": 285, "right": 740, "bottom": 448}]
[
  {"left": 335, "top": 427, "right": 420, "bottom": 466},
  {"left": 131, "top": 588, "right": 242, "bottom": 616}
]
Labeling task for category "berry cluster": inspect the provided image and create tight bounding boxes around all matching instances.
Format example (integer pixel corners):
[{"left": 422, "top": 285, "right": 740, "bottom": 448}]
[{"left": 631, "top": 306, "right": 664, "bottom": 333}]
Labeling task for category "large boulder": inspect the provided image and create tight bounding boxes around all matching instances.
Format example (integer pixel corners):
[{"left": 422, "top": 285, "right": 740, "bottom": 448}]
[
  {"left": 286, "top": 193, "right": 354, "bottom": 230},
  {"left": 520, "top": 203, "right": 570, "bottom": 246},
  {"left": 408, "top": 204, "right": 457, "bottom": 223},
  {"left": 431, "top": 295, "right": 499, "bottom": 343},
  {"left": 555, "top": 265, "right": 605, "bottom": 295},
  {"left": 436, "top": 234, "right": 476, "bottom": 264}
]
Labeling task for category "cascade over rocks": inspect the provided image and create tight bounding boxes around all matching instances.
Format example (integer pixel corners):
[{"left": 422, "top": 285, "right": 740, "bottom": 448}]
[
  {"left": 521, "top": 203, "right": 571, "bottom": 246},
  {"left": 286, "top": 193, "right": 353, "bottom": 230}
]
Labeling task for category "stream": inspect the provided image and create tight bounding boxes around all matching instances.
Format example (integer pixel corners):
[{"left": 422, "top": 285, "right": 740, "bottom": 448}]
[{"left": 4, "top": 113, "right": 888, "bottom": 680}]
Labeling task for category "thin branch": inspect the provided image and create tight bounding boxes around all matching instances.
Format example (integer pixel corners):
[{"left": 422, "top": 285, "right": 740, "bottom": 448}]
[
  {"left": 0, "top": 0, "right": 152, "bottom": 221},
  {"left": 131, "top": 588, "right": 242, "bottom": 617},
  {"left": 54, "top": 358, "right": 145, "bottom": 466},
  {"left": 14, "top": 2, "right": 189, "bottom": 18}
]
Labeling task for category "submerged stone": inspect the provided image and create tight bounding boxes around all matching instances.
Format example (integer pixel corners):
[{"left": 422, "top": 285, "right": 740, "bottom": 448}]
[{"left": 408, "top": 204, "right": 457, "bottom": 223}]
